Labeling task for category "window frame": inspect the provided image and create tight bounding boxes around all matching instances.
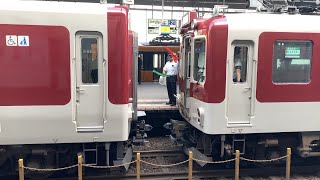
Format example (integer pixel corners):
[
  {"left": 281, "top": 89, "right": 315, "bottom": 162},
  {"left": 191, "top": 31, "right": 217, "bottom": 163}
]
[
  {"left": 80, "top": 36, "right": 100, "bottom": 84},
  {"left": 192, "top": 36, "right": 207, "bottom": 85},
  {"left": 272, "top": 40, "right": 313, "bottom": 84}
]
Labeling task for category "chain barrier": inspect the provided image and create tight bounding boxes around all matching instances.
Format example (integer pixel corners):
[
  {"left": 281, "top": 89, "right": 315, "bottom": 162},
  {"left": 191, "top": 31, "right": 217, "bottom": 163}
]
[
  {"left": 240, "top": 155, "right": 288, "bottom": 163},
  {"left": 83, "top": 160, "right": 137, "bottom": 169},
  {"left": 140, "top": 159, "right": 189, "bottom": 167},
  {"left": 192, "top": 158, "right": 236, "bottom": 164},
  {"left": 23, "top": 164, "right": 78, "bottom": 172},
  {"left": 18, "top": 148, "right": 292, "bottom": 180}
]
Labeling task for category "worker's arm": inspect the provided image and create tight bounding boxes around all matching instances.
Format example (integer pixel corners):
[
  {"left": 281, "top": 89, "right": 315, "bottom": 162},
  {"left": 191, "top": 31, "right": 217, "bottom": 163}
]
[
  {"left": 163, "top": 63, "right": 168, "bottom": 74},
  {"left": 236, "top": 68, "right": 241, "bottom": 82}
]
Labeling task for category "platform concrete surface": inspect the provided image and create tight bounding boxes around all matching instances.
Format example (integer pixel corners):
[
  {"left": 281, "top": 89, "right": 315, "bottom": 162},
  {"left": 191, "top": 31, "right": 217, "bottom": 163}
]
[
  {"left": 137, "top": 82, "right": 169, "bottom": 101},
  {"left": 137, "top": 82, "right": 180, "bottom": 110}
]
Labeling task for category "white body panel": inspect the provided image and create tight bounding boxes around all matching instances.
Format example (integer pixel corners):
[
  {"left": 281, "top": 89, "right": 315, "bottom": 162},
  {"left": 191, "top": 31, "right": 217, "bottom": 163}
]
[
  {"left": 0, "top": 1, "right": 131, "bottom": 145},
  {"left": 184, "top": 13, "right": 320, "bottom": 135},
  {"left": 187, "top": 98, "right": 320, "bottom": 135}
]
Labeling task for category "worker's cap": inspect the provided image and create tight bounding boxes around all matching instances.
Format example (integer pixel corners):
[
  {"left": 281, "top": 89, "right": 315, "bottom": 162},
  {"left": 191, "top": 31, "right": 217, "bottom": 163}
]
[{"left": 234, "top": 59, "right": 242, "bottom": 67}]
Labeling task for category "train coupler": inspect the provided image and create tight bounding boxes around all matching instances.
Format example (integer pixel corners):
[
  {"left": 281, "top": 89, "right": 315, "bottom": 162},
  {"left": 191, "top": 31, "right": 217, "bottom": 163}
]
[{"left": 133, "top": 119, "right": 153, "bottom": 146}]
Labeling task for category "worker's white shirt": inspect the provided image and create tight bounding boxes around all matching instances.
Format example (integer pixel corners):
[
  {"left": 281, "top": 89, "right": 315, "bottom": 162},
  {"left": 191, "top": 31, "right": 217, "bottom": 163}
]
[{"left": 163, "top": 61, "right": 178, "bottom": 76}]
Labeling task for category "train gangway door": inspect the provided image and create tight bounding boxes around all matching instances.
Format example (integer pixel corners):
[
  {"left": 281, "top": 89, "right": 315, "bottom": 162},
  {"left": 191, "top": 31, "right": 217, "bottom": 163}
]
[
  {"left": 226, "top": 41, "right": 255, "bottom": 125},
  {"left": 75, "top": 32, "right": 105, "bottom": 132}
]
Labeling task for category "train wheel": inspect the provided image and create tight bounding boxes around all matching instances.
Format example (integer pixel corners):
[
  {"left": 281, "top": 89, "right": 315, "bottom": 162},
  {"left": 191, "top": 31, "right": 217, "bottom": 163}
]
[
  {"left": 265, "top": 147, "right": 284, "bottom": 166},
  {"left": 245, "top": 0, "right": 250, "bottom": 8}
]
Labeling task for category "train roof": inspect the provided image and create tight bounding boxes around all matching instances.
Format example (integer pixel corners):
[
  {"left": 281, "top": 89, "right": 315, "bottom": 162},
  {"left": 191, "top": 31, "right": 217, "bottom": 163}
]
[
  {"left": 223, "top": 12, "right": 320, "bottom": 33},
  {"left": 0, "top": 0, "right": 116, "bottom": 15}
]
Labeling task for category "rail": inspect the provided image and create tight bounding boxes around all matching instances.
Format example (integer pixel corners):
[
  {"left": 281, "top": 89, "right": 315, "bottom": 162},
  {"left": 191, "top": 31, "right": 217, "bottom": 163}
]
[{"left": 18, "top": 148, "right": 292, "bottom": 180}]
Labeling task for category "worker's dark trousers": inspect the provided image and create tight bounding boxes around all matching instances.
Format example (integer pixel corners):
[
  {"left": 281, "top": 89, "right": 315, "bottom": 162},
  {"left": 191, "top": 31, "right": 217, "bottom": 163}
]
[{"left": 166, "top": 75, "right": 177, "bottom": 104}]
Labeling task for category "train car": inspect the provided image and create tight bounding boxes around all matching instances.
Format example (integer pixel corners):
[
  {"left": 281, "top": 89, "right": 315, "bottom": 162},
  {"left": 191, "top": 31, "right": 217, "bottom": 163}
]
[
  {"left": 166, "top": 7, "right": 320, "bottom": 163},
  {"left": 0, "top": 1, "right": 141, "bottom": 176}
]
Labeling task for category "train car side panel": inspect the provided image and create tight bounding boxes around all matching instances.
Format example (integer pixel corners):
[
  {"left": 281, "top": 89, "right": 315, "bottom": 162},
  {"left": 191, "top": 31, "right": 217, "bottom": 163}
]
[
  {"left": 257, "top": 32, "right": 320, "bottom": 102},
  {"left": 108, "top": 8, "right": 129, "bottom": 105},
  {"left": 0, "top": 25, "right": 70, "bottom": 106},
  {"left": 0, "top": 2, "right": 130, "bottom": 145},
  {"left": 190, "top": 16, "right": 228, "bottom": 103}
]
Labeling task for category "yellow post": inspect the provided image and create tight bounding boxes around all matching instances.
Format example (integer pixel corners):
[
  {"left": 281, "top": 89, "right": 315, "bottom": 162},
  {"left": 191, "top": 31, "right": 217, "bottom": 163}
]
[
  {"left": 18, "top": 159, "right": 24, "bottom": 180},
  {"left": 78, "top": 155, "right": 82, "bottom": 180},
  {"left": 286, "top": 148, "right": 291, "bottom": 180},
  {"left": 136, "top": 152, "right": 140, "bottom": 180},
  {"left": 188, "top": 151, "right": 193, "bottom": 180},
  {"left": 235, "top": 150, "right": 240, "bottom": 180}
]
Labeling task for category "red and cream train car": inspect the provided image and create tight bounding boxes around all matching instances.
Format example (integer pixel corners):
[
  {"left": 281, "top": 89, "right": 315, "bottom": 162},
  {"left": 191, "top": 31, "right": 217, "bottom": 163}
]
[
  {"left": 171, "top": 9, "right": 320, "bottom": 161},
  {"left": 0, "top": 1, "right": 138, "bottom": 175}
]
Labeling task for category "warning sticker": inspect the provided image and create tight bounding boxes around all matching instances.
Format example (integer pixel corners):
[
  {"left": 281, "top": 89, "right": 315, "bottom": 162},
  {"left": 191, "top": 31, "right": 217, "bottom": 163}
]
[
  {"left": 6, "top": 35, "right": 17, "bottom": 46},
  {"left": 18, "top": 36, "right": 29, "bottom": 46}
]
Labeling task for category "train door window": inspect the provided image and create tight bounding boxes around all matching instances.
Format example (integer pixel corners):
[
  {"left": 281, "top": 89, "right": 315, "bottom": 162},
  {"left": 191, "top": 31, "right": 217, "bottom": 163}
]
[
  {"left": 193, "top": 38, "right": 206, "bottom": 83},
  {"left": 184, "top": 37, "right": 192, "bottom": 79},
  {"left": 179, "top": 52, "right": 184, "bottom": 76},
  {"left": 233, "top": 46, "right": 248, "bottom": 83},
  {"left": 272, "top": 40, "right": 312, "bottom": 83},
  {"left": 82, "top": 38, "right": 98, "bottom": 84},
  {"left": 187, "top": 52, "right": 191, "bottom": 78}
]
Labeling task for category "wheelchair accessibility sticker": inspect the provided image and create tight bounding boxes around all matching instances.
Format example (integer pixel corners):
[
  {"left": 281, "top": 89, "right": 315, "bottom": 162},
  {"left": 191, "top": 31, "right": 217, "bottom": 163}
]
[
  {"left": 6, "top": 35, "right": 17, "bottom": 46},
  {"left": 6, "top": 35, "right": 29, "bottom": 47}
]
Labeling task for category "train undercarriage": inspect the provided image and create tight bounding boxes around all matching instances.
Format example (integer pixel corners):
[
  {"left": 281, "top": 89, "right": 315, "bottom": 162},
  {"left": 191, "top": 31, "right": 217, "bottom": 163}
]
[
  {"left": 0, "top": 141, "right": 132, "bottom": 178},
  {"left": 164, "top": 119, "right": 320, "bottom": 167},
  {"left": 0, "top": 115, "right": 150, "bottom": 178}
]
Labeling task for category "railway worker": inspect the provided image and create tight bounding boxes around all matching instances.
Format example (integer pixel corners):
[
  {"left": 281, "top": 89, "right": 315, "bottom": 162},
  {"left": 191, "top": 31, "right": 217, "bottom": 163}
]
[
  {"left": 90, "top": 43, "right": 98, "bottom": 83},
  {"left": 233, "top": 56, "right": 243, "bottom": 83},
  {"left": 163, "top": 54, "right": 178, "bottom": 106}
]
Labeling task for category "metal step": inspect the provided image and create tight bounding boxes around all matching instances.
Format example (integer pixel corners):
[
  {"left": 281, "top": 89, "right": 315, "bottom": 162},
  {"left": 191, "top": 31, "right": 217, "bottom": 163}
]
[
  {"left": 233, "top": 135, "right": 246, "bottom": 155},
  {"left": 82, "top": 144, "right": 98, "bottom": 165},
  {"left": 77, "top": 126, "right": 104, "bottom": 132}
]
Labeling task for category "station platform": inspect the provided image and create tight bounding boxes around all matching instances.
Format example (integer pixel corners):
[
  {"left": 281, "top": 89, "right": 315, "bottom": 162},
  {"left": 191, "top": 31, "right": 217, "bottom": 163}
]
[{"left": 137, "top": 82, "right": 178, "bottom": 111}]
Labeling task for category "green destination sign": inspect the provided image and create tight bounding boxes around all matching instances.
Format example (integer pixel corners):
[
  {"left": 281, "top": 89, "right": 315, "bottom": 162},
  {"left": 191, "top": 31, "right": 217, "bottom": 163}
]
[{"left": 285, "top": 47, "right": 300, "bottom": 58}]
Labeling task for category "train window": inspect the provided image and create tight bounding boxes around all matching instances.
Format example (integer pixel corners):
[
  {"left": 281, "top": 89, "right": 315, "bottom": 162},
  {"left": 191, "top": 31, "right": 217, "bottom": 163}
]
[
  {"left": 187, "top": 52, "right": 191, "bottom": 78},
  {"left": 193, "top": 38, "right": 206, "bottom": 83},
  {"left": 81, "top": 38, "right": 98, "bottom": 84},
  {"left": 272, "top": 40, "right": 312, "bottom": 83},
  {"left": 184, "top": 37, "right": 192, "bottom": 79},
  {"left": 233, "top": 46, "right": 248, "bottom": 83}
]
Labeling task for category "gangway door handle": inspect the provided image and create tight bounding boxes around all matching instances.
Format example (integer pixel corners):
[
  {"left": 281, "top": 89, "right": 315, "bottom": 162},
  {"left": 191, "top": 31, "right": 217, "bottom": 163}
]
[
  {"left": 76, "top": 87, "right": 85, "bottom": 93},
  {"left": 244, "top": 87, "right": 251, "bottom": 90}
]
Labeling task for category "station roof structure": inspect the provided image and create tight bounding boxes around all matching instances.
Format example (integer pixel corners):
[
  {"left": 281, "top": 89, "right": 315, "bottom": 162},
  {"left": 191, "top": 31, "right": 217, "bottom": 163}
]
[{"left": 41, "top": 0, "right": 250, "bottom": 9}]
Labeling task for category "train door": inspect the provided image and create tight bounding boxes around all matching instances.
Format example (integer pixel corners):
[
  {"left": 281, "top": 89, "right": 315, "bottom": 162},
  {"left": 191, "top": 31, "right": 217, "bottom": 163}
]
[
  {"left": 227, "top": 41, "right": 255, "bottom": 125},
  {"left": 183, "top": 37, "right": 192, "bottom": 109},
  {"left": 75, "top": 32, "right": 105, "bottom": 132}
]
